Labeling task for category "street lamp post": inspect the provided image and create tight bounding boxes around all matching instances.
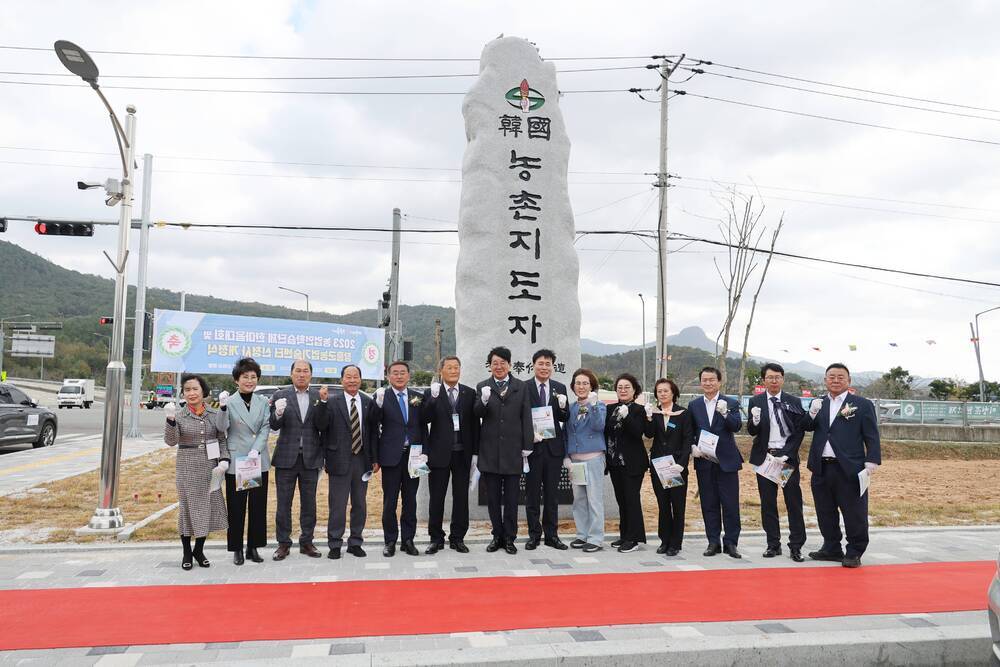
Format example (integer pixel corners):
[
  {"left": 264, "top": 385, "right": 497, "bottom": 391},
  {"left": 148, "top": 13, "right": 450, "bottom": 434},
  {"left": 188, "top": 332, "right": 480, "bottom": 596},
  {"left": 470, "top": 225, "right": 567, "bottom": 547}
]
[
  {"left": 638, "top": 293, "right": 647, "bottom": 400},
  {"left": 279, "top": 286, "right": 310, "bottom": 320},
  {"left": 972, "top": 305, "right": 1000, "bottom": 401},
  {"left": 0, "top": 314, "right": 31, "bottom": 380},
  {"left": 55, "top": 40, "right": 135, "bottom": 532}
]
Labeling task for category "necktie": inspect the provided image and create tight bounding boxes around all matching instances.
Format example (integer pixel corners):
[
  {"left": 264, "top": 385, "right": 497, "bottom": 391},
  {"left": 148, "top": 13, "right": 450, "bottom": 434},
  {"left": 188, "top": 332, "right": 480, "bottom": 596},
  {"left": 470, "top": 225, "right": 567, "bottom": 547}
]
[
  {"left": 770, "top": 396, "right": 788, "bottom": 438},
  {"left": 349, "top": 397, "right": 363, "bottom": 454},
  {"left": 539, "top": 383, "right": 546, "bottom": 407},
  {"left": 448, "top": 386, "right": 457, "bottom": 409},
  {"left": 397, "top": 391, "right": 408, "bottom": 423},
  {"left": 497, "top": 380, "right": 508, "bottom": 395}
]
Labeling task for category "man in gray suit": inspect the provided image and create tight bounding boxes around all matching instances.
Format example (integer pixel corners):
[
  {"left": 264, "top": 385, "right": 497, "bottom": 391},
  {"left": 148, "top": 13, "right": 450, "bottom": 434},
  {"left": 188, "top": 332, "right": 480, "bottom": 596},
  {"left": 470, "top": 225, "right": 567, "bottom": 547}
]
[
  {"left": 269, "top": 359, "right": 328, "bottom": 560},
  {"left": 323, "top": 365, "right": 375, "bottom": 559}
]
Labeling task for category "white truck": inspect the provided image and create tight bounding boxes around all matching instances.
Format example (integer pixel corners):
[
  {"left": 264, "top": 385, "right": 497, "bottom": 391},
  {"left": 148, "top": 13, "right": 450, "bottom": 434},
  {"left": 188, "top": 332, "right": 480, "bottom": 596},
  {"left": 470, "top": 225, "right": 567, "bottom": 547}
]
[{"left": 57, "top": 378, "right": 95, "bottom": 409}]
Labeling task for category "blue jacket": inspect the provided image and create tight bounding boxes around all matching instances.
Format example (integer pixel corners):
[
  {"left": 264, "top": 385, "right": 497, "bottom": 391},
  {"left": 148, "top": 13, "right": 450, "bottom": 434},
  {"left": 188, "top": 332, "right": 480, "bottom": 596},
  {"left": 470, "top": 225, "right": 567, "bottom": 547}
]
[
  {"left": 687, "top": 395, "right": 743, "bottom": 473},
  {"left": 804, "top": 393, "right": 881, "bottom": 477},
  {"left": 565, "top": 400, "right": 607, "bottom": 456},
  {"left": 370, "top": 387, "right": 428, "bottom": 468}
]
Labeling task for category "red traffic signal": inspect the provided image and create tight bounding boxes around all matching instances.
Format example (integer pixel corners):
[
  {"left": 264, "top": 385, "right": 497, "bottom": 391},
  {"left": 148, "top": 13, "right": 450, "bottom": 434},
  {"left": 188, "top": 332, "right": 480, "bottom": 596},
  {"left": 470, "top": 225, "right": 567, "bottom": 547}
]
[
  {"left": 99, "top": 317, "right": 113, "bottom": 325},
  {"left": 34, "top": 222, "right": 94, "bottom": 237}
]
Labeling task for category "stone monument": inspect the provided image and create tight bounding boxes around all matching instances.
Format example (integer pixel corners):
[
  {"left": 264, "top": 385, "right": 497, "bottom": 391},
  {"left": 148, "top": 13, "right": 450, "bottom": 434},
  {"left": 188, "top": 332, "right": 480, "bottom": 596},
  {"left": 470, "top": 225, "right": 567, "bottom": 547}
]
[{"left": 455, "top": 36, "right": 582, "bottom": 383}]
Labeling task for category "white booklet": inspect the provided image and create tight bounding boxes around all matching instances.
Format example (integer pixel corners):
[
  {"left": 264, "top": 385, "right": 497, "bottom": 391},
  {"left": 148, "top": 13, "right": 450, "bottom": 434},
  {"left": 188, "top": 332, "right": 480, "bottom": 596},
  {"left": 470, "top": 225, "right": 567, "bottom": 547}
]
[
  {"left": 570, "top": 461, "right": 588, "bottom": 486},
  {"left": 651, "top": 455, "right": 685, "bottom": 488},
  {"left": 858, "top": 468, "right": 870, "bottom": 497},
  {"left": 469, "top": 458, "right": 481, "bottom": 492},
  {"left": 697, "top": 430, "right": 720, "bottom": 462},
  {"left": 753, "top": 454, "right": 794, "bottom": 487},
  {"left": 407, "top": 444, "right": 431, "bottom": 479},
  {"left": 531, "top": 406, "right": 556, "bottom": 440}
]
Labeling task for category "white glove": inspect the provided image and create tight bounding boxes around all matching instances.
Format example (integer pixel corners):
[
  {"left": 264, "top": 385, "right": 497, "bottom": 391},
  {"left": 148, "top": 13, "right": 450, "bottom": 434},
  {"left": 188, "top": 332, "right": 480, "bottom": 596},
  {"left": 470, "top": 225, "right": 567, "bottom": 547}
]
[
  {"left": 481, "top": 386, "right": 491, "bottom": 404},
  {"left": 775, "top": 455, "right": 789, "bottom": 463},
  {"left": 563, "top": 457, "right": 572, "bottom": 470},
  {"left": 587, "top": 391, "right": 598, "bottom": 406},
  {"left": 809, "top": 399, "right": 822, "bottom": 418},
  {"left": 533, "top": 431, "right": 543, "bottom": 443},
  {"left": 557, "top": 393, "right": 567, "bottom": 409},
  {"left": 430, "top": 382, "right": 441, "bottom": 399},
  {"left": 375, "top": 387, "right": 385, "bottom": 408},
  {"left": 715, "top": 400, "right": 728, "bottom": 416},
  {"left": 522, "top": 449, "right": 533, "bottom": 457},
  {"left": 751, "top": 406, "right": 761, "bottom": 425},
  {"left": 274, "top": 397, "right": 287, "bottom": 418},
  {"left": 668, "top": 464, "right": 684, "bottom": 476},
  {"left": 216, "top": 460, "right": 229, "bottom": 473},
  {"left": 248, "top": 449, "right": 260, "bottom": 459},
  {"left": 865, "top": 462, "right": 879, "bottom": 475},
  {"left": 644, "top": 404, "right": 654, "bottom": 420},
  {"left": 164, "top": 402, "right": 177, "bottom": 421},
  {"left": 616, "top": 404, "right": 628, "bottom": 420},
  {"left": 471, "top": 454, "right": 478, "bottom": 469},
  {"left": 690, "top": 444, "right": 701, "bottom": 459},
  {"left": 417, "top": 454, "right": 429, "bottom": 465},
  {"left": 218, "top": 390, "right": 229, "bottom": 408}
]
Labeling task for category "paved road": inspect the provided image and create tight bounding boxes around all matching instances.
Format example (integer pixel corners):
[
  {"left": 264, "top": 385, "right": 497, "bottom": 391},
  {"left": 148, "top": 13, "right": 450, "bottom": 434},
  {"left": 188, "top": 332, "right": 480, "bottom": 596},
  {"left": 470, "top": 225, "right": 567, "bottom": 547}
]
[{"left": 0, "top": 407, "right": 165, "bottom": 456}]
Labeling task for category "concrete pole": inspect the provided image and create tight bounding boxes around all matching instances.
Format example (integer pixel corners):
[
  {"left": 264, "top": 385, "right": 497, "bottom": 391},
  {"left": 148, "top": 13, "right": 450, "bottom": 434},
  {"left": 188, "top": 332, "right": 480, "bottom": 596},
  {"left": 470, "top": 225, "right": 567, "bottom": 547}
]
[
  {"left": 127, "top": 153, "right": 153, "bottom": 438},
  {"left": 654, "top": 61, "right": 671, "bottom": 380},
  {"left": 639, "top": 293, "right": 647, "bottom": 398},
  {"left": 88, "top": 105, "right": 136, "bottom": 531},
  {"left": 388, "top": 208, "right": 402, "bottom": 362}
]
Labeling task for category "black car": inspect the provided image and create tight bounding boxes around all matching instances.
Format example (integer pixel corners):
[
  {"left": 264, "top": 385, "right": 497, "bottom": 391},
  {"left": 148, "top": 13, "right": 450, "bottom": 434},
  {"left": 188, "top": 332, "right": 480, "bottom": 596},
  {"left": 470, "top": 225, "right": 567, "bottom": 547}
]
[{"left": 0, "top": 382, "right": 58, "bottom": 448}]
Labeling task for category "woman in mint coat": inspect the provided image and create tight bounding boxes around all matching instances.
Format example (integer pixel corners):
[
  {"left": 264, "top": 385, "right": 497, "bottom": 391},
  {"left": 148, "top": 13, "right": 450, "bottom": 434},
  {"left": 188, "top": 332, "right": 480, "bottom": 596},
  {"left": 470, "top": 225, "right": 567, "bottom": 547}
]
[{"left": 217, "top": 357, "right": 272, "bottom": 565}]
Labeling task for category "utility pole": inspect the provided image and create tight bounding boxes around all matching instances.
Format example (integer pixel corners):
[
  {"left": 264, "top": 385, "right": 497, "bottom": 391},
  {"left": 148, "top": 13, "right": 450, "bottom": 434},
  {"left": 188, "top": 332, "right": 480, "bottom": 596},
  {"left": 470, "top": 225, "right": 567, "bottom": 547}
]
[
  {"left": 433, "top": 318, "right": 442, "bottom": 376},
  {"left": 387, "top": 207, "right": 402, "bottom": 362},
  {"left": 127, "top": 154, "right": 153, "bottom": 439},
  {"left": 638, "top": 293, "right": 646, "bottom": 397},
  {"left": 654, "top": 55, "right": 683, "bottom": 380}
]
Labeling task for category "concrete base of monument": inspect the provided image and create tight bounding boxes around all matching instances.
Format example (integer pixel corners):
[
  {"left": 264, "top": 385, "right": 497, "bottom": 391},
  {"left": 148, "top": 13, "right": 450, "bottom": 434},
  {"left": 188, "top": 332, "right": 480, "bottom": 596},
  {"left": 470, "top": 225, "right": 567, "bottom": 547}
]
[{"left": 415, "top": 468, "right": 620, "bottom": 521}]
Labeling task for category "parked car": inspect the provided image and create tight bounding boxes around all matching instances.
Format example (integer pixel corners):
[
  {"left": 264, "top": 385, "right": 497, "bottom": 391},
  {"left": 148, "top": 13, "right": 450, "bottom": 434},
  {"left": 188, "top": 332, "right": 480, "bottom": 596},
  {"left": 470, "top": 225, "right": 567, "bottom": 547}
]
[
  {"left": 0, "top": 382, "right": 58, "bottom": 448},
  {"left": 989, "top": 547, "right": 1000, "bottom": 664},
  {"left": 57, "top": 378, "right": 95, "bottom": 409}
]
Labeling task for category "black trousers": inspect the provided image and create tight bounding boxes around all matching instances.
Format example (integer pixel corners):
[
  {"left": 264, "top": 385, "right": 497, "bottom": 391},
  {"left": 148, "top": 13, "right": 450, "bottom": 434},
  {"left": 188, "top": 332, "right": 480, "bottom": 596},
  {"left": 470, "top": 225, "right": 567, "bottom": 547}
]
[
  {"left": 225, "top": 470, "right": 269, "bottom": 551},
  {"left": 609, "top": 467, "right": 647, "bottom": 543},
  {"left": 327, "top": 453, "right": 369, "bottom": 549},
  {"left": 524, "top": 450, "right": 561, "bottom": 541},
  {"left": 483, "top": 471, "right": 520, "bottom": 541},
  {"left": 274, "top": 453, "right": 320, "bottom": 547},
  {"left": 811, "top": 459, "right": 869, "bottom": 558},
  {"left": 651, "top": 469, "right": 687, "bottom": 549},
  {"left": 757, "top": 464, "right": 806, "bottom": 550},
  {"left": 381, "top": 461, "right": 420, "bottom": 544},
  {"left": 428, "top": 450, "right": 471, "bottom": 544},
  {"left": 695, "top": 462, "right": 741, "bottom": 547}
]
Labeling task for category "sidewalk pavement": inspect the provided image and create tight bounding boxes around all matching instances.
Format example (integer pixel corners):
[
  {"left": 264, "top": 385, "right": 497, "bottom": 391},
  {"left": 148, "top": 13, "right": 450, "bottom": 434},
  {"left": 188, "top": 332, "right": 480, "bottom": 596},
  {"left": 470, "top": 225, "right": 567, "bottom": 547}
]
[{"left": 0, "top": 526, "right": 996, "bottom": 665}]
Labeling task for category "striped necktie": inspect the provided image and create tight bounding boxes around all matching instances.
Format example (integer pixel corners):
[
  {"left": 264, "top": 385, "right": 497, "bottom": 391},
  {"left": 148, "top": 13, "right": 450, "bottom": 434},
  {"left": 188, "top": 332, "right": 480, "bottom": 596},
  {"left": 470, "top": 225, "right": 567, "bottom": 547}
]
[{"left": 349, "top": 397, "right": 363, "bottom": 454}]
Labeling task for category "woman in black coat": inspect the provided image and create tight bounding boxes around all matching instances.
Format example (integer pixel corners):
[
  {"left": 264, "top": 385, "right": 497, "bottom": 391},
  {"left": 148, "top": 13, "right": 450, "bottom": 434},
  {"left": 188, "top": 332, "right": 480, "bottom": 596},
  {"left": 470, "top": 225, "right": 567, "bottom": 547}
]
[
  {"left": 644, "top": 378, "right": 694, "bottom": 556},
  {"left": 604, "top": 373, "right": 648, "bottom": 553}
]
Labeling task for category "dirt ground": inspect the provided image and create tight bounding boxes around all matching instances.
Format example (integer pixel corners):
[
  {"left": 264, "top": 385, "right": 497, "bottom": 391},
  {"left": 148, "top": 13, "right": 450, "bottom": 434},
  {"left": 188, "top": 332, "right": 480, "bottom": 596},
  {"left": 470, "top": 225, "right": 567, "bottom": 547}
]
[{"left": 1, "top": 439, "right": 997, "bottom": 544}]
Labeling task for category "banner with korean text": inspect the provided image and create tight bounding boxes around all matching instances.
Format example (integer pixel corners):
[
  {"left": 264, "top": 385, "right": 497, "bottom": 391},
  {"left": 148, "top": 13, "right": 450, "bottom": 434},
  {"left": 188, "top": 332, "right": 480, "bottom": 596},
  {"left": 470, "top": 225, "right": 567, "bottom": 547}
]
[{"left": 150, "top": 309, "right": 384, "bottom": 379}]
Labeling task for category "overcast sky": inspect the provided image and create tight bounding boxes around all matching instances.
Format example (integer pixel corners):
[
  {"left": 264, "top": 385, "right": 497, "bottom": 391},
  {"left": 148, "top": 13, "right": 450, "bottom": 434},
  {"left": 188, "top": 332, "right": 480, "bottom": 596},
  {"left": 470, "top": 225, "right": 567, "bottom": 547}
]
[{"left": 1, "top": 1, "right": 999, "bottom": 383}]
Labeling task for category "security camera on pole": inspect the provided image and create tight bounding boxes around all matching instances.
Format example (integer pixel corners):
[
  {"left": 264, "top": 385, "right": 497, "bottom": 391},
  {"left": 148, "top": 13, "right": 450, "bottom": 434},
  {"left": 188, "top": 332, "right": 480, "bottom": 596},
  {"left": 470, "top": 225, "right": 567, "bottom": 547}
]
[{"left": 54, "top": 40, "right": 136, "bottom": 532}]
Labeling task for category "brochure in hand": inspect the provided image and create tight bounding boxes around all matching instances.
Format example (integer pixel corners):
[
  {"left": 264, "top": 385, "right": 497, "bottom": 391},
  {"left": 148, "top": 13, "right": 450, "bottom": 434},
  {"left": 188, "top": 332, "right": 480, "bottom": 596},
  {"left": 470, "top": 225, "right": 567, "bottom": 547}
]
[
  {"left": 234, "top": 455, "right": 262, "bottom": 491},
  {"left": 752, "top": 453, "right": 793, "bottom": 487},
  {"left": 651, "top": 455, "right": 685, "bottom": 488},
  {"left": 408, "top": 444, "right": 431, "bottom": 479}
]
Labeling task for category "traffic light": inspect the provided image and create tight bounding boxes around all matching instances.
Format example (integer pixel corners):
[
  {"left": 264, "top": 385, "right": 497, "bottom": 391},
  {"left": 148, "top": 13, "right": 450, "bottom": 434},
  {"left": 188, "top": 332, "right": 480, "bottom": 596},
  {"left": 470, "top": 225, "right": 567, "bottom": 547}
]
[
  {"left": 99, "top": 317, "right": 113, "bottom": 325},
  {"left": 142, "top": 312, "right": 153, "bottom": 351},
  {"left": 402, "top": 340, "right": 413, "bottom": 361},
  {"left": 34, "top": 222, "right": 94, "bottom": 237},
  {"left": 378, "top": 289, "right": 392, "bottom": 328}
]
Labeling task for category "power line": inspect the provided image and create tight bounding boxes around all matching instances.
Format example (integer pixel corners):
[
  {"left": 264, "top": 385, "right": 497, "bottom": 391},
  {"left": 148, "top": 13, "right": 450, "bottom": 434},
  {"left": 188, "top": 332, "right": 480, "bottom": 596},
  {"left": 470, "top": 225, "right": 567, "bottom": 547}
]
[
  {"left": 671, "top": 90, "right": 1000, "bottom": 148},
  {"left": 0, "top": 45, "right": 666, "bottom": 62},
  {"left": 693, "top": 58, "right": 1000, "bottom": 115}
]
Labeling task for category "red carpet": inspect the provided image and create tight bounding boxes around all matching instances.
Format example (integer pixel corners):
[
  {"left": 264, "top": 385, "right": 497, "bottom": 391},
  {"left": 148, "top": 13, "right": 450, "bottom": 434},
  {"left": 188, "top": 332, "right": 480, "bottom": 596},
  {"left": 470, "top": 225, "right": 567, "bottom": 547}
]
[{"left": 0, "top": 560, "right": 992, "bottom": 650}]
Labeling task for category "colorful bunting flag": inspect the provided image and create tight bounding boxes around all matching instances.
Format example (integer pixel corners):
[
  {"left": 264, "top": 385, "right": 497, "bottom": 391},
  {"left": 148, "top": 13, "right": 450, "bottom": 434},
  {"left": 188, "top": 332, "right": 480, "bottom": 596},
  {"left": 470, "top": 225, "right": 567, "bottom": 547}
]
[{"left": 889, "top": 342, "right": 899, "bottom": 347}]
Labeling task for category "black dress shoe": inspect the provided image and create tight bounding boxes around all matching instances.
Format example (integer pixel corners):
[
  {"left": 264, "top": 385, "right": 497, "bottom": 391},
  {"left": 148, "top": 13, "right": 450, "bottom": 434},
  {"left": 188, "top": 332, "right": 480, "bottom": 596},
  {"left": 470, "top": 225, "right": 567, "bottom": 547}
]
[
  {"left": 665, "top": 547, "right": 680, "bottom": 557},
  {"left": 570, "top": 539, "right": 587, "bottom": 549},
  {"left": 486, "top": 537, "right": 502, "bottom": 553},
  {"left": 611, "top": 539, "right": 623, "bottom": 548},
  {"left": 401, "top": 540, "right": 419, "bottom": 556},
  {"left": 703, "top": 543, "right": 722, "bottom": 557},
  {"left": 790, "top": 549, "right": 804, "bottom": 563},
  {"left": 233, "top": 550, "right": 244, "bottom": 566},
  {"left": 347, "top": 545, "right": 367, "bottom": 558},
  {"left": 272, "top": 544, "right": 290, "bottom": 561},
  {"left": 525, "top": 537, "right": 540, "bottom": 550},
  {"left": 327, "top": 548, "right": 341, "bottom": 560},
  {"left": 762, "top": 546, "right": 782, "bottom": 558},
  {"left": 544, "top": 537, "right": 569, "bottom": 550},
  {"left": 246, "top": 547, "right": 264, "bottom": 563},
  {"left": 809, "top": 550, "right": 845, "bottom": 562},
  {"left": 842, "top": 556, "right": 862, "bottom": 568},
  {"left": 656, "top": 543, "right": 668, "bottom": 555},
  {"left": 426, "top": 542, "right": 445, "bottom": 555},
  {"left": 449, "top": 540, "right": 470, "bottom": 554},
  {"left": 383, "top": 542, "right": 396, "bottom": 557},
  {"left": 299, "top": 543, "right": 321, "bottom": 558},
  {"left": 503, "top": 540, "right": 518, "bottom": 555},
  {"left": 723, "top": 544, "right": 742, "bottom": 559}
]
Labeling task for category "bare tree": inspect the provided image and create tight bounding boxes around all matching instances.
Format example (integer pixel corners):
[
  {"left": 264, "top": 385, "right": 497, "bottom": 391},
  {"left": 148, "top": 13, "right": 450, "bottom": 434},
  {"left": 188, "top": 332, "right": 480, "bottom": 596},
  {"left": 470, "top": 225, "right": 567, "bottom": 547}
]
[{"left": 736, "top": 214, "right": 784, "bottom": 395}]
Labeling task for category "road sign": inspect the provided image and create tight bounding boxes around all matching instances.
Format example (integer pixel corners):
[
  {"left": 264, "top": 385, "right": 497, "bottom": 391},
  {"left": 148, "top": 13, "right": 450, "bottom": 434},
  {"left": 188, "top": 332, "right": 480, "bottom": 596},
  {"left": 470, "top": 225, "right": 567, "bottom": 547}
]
[{"left": 10, "top": 334, "right": 55, "bottom": 358}]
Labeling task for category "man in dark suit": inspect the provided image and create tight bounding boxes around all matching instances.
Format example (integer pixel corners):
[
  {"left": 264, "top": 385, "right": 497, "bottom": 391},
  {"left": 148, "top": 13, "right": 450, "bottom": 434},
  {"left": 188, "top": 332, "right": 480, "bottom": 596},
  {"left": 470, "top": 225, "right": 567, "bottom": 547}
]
[
  {"left": 370, "top": 360, "right": 427, "bottom": 557},
  {"left": 422, "top": 355, "right": 478, "bottom": 554},
  {"left": 804, "top": 363, "right": 881, "bottom": 568},
  {"left": 746, "top": 362, "right": 807, "bottom": 562},
  {"left": 473, "top": 346, "right": 534, "bottom": 554},
  {"left": 687, "top": 366, "right": 743, "bottom": 558},
  {"left": 323, "top": 364, "right": 374, "bottom": 560},
  {"left": 523, "top": 349, "right": 570, "bottom": 551},
  {"left": 268, "top": 359, "right": 328, "bottom": 561}
]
